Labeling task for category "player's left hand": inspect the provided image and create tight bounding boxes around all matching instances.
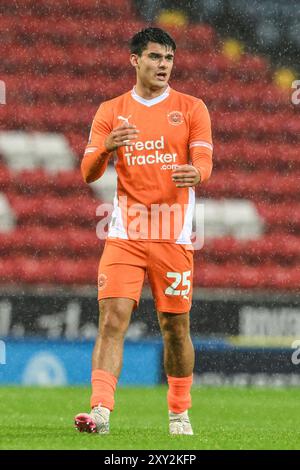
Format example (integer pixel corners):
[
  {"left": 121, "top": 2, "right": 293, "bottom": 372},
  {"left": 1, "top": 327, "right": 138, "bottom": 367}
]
[{"left": 172, "top": 165, "right": 201, "bottom": 187}]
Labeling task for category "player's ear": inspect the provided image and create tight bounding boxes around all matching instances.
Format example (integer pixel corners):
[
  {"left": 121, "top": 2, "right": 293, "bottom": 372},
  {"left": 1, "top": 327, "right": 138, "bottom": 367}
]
[{"left": 130, "top": 54, "right": 139, "bottom": 68}]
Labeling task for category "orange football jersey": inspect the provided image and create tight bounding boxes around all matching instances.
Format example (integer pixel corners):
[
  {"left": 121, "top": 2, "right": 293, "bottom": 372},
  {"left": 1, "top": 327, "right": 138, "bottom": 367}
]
[{"left": 81, "top": 86, "right": 213, "bottom": 243}]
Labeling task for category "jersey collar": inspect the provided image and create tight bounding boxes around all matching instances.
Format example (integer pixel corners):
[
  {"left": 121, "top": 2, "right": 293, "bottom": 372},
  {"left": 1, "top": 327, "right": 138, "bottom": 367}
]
[{"left": 131, "top": 85, "right": 170, "bottom": 107}]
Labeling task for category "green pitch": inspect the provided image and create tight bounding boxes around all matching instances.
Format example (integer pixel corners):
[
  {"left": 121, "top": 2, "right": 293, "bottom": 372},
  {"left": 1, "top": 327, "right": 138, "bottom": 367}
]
[{"left": 0, "top": 386, "right": 299, "bottom": 450}]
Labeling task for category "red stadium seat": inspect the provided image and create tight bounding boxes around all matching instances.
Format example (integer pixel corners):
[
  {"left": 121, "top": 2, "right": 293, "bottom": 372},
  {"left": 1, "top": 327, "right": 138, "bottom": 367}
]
[
  {"left": 194, "top": 262, "right": 300, "bottom": 290},
  {"left": 55, "top": 258, "right": 98, "bottom": 284},
  {"left": 7, "top": 193, "right": 99, "bottom": 226},
  {"left": 0, "top": 164, "right": 12, "bottom": 192},
  {"left": 231, "top": 54, "right": 271, "bottom": 82},
  {"left": 0, "top": 258, "right": 20, "bottom": 283},
  {"left": 199, "top": 170, "right": 300, "bottom": 201},
  {"left": 258, "top": 203, "right": 300, "bottom": 232},
  {"left": 200, "top": 234, "right": 300, "bottom": 264}
]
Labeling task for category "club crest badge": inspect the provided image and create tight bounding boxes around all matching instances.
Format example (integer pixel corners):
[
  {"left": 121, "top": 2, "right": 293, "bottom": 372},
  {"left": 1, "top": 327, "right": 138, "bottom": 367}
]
[
  {"left": 98, "top": 273, "right": 108, "bottom": 291},
  {"left": 167, "top": 111, "right": 184, "bottom": 126}
]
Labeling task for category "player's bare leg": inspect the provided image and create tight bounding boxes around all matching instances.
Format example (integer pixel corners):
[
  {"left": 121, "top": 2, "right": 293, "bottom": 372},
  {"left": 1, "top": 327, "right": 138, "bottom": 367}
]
[
  {"left": 92, "top": 297, "right": 135, "bottom": 376},
  {"left": 157, "top": 312, "right": 194, "bottom": 377},
  {"left": 75, "top": 298, "right": 135, "bottom": 434},
  {"left": 157, "top": 311, "right": 194, "bottom": 435}
]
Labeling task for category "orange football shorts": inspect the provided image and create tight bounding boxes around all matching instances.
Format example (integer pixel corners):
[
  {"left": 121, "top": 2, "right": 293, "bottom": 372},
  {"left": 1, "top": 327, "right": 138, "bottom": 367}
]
[{"left": 97, "top": 239, "right": 194, "bottom": 313}]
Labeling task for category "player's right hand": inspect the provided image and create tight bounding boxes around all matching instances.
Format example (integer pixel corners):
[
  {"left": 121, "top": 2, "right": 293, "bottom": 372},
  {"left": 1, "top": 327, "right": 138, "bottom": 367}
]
[{"left": 104, "top": 124, "right": 139, "bottom": 152}]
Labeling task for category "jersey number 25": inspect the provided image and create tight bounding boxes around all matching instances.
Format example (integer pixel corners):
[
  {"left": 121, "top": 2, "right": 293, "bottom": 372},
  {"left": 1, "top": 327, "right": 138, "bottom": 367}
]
[{"left": 165, "top": 271, "right": 191, "bottom": 296}]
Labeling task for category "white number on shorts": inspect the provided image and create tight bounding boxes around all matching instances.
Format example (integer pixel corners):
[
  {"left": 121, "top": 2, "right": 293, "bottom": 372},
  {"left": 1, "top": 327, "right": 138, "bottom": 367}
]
[{"left": 165, "top": 271, "right": 191, "bottom": 296}]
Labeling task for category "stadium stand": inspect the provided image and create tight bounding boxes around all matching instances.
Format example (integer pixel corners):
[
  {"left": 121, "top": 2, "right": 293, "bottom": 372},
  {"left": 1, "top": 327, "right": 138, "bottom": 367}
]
[
  {"left": 200, "top": 199, "right": 265, "bottom": 239},
  {"left": 0, "top": 131, "right": 75, "bottom": 171},
  {"left": 0, "top": 192, "right": 16, "bottom": 232},
  {"left": 0, "top": 0, "right": 299, "bottom": 290}
]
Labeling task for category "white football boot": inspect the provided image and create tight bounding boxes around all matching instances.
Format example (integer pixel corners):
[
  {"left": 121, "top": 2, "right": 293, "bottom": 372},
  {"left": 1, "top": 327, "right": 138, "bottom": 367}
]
[
  {"left": 74, "top": 405, "right": 110, "bottom": 434},
  {"left": 169, "top": 410, "right": 194, "bottom": 435}
]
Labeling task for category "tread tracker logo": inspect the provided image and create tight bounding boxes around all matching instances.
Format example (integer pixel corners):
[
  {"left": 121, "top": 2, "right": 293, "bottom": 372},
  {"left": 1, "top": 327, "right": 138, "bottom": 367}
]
[{"left": 124, "top": 136, "right": 178, "bottom": 170}]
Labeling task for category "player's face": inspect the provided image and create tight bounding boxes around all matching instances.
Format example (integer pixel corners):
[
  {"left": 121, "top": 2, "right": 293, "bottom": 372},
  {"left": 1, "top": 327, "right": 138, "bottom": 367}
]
[{"left": 132, "top": 42, "right": 174, "bottom": 90}]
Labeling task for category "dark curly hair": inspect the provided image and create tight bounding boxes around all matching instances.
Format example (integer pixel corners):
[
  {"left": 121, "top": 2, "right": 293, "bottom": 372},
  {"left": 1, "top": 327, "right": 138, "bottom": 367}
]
[{"left": 130, "top": 27, "right": 176, "bottom": 56}]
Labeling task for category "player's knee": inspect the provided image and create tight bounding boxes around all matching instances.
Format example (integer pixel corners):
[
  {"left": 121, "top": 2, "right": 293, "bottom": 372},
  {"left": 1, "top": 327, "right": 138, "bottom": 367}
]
[
  {"left": 101, "top": 308, "right": 129, "bottom": 337},
  {"left": 160, "top": 318, "right": 189, "bottom": 344},
  {"left": 102, "top": 319, "right": 123, "bottom": 338},
  {"left": 99, "top": 299, "right": 133, "bottom": 337},
  {"left": 163, "top": 329, "right": 188, "bottom": 345}
]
